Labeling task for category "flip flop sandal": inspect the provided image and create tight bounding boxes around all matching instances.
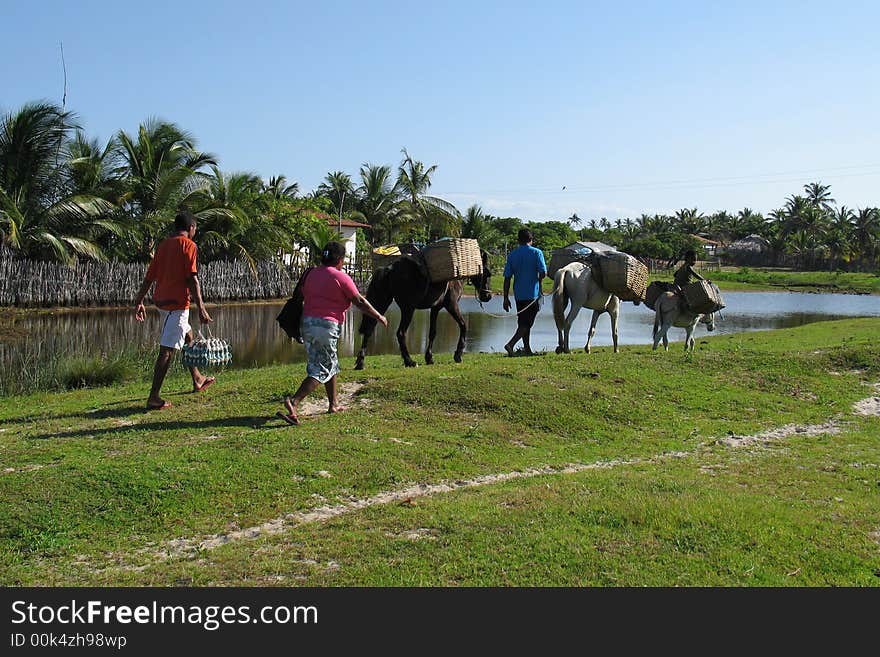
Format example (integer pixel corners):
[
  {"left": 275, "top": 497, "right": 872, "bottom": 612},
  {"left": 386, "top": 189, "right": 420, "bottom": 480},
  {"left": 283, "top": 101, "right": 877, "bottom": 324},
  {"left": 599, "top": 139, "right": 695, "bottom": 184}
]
[
  {"left": 146, "top": 401, "right": 173, "bottom": 411},
  {"left": 276, "top": 411, "right": 300, "bottom": 426},
  {"left": 194, "top": 377, "right": 216, "bottom": 393}
]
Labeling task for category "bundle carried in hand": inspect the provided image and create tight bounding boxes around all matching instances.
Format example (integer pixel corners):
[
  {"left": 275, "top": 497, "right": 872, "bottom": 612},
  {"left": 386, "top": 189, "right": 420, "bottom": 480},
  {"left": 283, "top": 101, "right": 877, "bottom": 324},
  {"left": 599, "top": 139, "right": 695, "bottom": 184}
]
[
  {"left": 596, "top": 251, "right": 649, "bottom": 302},
  {"left": 422, "top": 238, "right": 483, "bottom": 283},
  {"left": 181, "top": 331, "right": 232, "bottom": 368},
  {"left": 683, "top": 280, "right": 725, "bottom": 314}
]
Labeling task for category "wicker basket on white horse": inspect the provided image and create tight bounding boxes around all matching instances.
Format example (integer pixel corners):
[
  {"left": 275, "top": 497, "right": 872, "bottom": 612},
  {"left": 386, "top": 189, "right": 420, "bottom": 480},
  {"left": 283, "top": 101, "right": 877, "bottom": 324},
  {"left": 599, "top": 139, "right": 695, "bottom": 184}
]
[
  {"left": 683, "top": 280, "right": 725, "bottom": 314},
  {"left": 548, "top": 249, "right": 591, "bottom": 278},
  {"left": 597, "top": 252, "right": 649, "bottom": 302},
  {"left": 422, "top": 238, "right": 483, "bottom": 282}
]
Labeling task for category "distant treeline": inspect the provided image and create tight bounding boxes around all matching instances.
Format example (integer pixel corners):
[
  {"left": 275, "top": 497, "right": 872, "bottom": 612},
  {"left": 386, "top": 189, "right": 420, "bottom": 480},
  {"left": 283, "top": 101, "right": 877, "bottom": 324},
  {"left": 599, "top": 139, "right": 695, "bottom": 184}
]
[{"left": 2, "top": 101, "right": 877, "bottom": 274}]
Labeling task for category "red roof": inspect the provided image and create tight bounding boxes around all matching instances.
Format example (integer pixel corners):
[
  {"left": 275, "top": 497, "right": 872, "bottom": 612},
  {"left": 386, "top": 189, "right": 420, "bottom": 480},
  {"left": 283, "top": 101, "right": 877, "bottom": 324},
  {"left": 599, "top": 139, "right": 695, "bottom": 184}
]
[
  {"left": 690, "top": 234, "right": 723, "bottom": 246},
  {"left": 312, "top": 212, "right": 371, "bottom": 229}
]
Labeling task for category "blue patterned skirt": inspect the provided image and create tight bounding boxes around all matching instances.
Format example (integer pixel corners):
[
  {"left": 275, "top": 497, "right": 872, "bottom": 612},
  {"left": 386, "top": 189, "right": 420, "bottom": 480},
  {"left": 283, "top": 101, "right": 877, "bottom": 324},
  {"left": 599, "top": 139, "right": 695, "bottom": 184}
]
[{"left": 301, "top": 316, "right": 342, "bottom": 383}]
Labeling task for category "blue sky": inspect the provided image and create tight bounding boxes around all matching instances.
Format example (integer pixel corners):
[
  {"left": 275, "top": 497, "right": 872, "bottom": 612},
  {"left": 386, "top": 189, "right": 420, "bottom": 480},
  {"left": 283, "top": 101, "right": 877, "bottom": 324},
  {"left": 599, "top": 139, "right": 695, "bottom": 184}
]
[{"left": 3, "top": 0, "right": 879, "bottom": 221}]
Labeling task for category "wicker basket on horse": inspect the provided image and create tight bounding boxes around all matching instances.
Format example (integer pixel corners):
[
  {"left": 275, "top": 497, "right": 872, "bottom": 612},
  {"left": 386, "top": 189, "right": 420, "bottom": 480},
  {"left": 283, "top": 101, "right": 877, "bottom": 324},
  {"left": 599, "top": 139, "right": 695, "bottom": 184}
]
[
  {"left": 548, "top": 247, "right": 592, "bottom": 278},
  {"left": 422, "top": 238, "right": 483, "bottom": 282},
  {"left": 596, "top": 252, "right": 649, "bottom": 302},
  {"left": 683, "top": 280, "right": 725, "bottom": 314}
]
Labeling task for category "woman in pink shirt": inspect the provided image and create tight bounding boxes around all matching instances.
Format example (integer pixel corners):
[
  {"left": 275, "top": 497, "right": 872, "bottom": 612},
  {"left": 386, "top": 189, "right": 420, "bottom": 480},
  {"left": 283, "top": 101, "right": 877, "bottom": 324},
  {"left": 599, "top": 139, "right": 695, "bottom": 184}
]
[{"left": 277, "top": 242, "right": 388, "bottom": 425}]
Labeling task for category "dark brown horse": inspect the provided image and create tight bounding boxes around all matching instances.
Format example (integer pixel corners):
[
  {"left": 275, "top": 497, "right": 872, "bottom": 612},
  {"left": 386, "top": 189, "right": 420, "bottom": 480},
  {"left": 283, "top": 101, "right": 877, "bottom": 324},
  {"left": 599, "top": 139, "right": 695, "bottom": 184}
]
[{"left": 354, "top": 251, "right": 492, "bottom": 369}]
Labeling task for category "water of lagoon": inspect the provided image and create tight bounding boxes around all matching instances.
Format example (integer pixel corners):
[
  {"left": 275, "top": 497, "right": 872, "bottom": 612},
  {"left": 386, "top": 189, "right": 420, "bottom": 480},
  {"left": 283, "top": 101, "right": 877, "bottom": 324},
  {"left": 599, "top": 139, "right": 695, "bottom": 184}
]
[{"left": 2, "top": 292, "right": 879, "bottom": 373}]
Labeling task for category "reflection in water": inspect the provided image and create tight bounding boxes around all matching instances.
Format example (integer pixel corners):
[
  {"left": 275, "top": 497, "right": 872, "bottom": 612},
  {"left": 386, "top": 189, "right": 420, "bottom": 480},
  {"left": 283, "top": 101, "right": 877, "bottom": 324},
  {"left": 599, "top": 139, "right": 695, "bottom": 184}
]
[{"left": 2, "top": 292, "right": 879, "bottom": 371}]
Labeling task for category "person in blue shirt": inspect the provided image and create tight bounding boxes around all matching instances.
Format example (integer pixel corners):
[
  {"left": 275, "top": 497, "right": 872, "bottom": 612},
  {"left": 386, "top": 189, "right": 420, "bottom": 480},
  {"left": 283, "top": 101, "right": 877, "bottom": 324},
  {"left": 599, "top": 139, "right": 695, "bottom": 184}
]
[{"left": 502, "top": 228, "right": 547, "bottom": 356}]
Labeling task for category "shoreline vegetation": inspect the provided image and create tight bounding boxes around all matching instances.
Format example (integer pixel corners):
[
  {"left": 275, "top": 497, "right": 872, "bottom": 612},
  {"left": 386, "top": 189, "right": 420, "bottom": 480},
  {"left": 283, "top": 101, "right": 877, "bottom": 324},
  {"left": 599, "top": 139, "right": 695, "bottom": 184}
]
[
  {"left": 1, "top": 318, "right": 878, "bottom": 585},
  {"left": 1, "top": 268, "right": 878, "bottom": 319}
]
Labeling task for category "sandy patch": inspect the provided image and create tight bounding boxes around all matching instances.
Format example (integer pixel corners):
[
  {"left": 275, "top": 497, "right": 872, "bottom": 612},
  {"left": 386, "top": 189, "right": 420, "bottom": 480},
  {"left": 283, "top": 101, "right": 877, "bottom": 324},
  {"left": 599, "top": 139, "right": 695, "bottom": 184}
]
[
  {"left": 853, "top": 384, "right": 880, "bottom": 416},
  {"left": 2, "top": 463, "right": 51, "bottom": 475},
  {"left": 718, "top": 420, "right": 842, "bottom": 447},
  {"left": 388, "top": 528, "right": 437, "bottom": 541},
  {"left": 295, "top": 382, "right": 366, "bottom": 418}
]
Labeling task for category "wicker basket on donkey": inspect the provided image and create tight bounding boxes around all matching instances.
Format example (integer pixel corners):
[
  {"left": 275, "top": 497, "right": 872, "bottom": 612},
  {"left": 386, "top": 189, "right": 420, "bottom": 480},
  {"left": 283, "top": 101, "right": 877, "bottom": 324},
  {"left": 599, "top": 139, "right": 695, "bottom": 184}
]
[
  {"left": 596, "top": 252, "right": 649, "bottom": 302},
  {"left": 422, "top": 238, "right": 483, "bottom": 283},
  {"left": 644, "top": 281, "right": 668, "bottom": 311},
  {"left": 683, "top": 280, "right": 725, "bottom": 314}
]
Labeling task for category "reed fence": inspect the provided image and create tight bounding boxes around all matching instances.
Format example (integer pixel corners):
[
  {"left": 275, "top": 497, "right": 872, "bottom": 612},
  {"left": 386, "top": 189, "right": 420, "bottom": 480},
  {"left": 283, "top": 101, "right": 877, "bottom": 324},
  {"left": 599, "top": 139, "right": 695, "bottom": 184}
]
[{"left": 0, "top": 250, "right": 374, "bottom": 308}]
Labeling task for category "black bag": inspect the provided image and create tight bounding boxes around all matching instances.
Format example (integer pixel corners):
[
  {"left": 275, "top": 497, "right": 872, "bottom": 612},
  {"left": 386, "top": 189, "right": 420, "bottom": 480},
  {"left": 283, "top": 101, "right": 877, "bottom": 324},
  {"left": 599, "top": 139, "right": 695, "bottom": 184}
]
[{"left": 276, "top": 267, "right": 313, "bottom": 343}]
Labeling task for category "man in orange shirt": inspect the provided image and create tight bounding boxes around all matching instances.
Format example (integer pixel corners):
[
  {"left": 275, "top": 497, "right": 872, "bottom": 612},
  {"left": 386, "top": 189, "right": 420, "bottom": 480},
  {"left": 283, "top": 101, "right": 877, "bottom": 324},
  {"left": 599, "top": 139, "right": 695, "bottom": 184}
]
[{"left": 134, "top": 211, "right": 215, "bottom": 410}]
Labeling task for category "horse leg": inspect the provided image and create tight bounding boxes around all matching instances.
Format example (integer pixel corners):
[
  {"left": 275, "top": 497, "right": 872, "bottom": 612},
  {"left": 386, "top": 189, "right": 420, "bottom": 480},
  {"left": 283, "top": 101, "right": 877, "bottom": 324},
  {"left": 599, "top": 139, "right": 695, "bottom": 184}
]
[
  {"left": 553, "top": 271, "right": 568, "bottom": 354},
  {"left": 562, "top": 305, "right": 581, "bottom": 354},
  {"left": 354, "top": 333, "right": 370, "bottom": 370},
  {"left": 652, "top": 310, "right": 661, "bottom": 351},
  {"left": 684, "top": 323, "right": 695, "bottom": 352},
  {"left": 425, "top": 306, "right": 442, "bottom": 365},
  {"left": 396, "top": 306, "right": 417, "bottom": 367},
  {"left": 355, "top": 283, "right": 393, "bottom": 371},
  {"left": 445, "top": 299, "right": 468, "bottom": 363},
  {"left": 610, "top": 306, "right": 619, "bottom": 353},
  {"left": 585, "top": 310, "right": 600, "bottom": 353}
]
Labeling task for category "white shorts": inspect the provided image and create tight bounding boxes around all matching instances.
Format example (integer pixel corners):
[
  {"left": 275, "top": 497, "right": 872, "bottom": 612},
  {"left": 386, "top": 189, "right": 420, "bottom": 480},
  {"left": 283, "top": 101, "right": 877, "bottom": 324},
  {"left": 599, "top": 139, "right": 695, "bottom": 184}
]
[{"left": 158, "top": 308, "right": 191, "bottom": 349}]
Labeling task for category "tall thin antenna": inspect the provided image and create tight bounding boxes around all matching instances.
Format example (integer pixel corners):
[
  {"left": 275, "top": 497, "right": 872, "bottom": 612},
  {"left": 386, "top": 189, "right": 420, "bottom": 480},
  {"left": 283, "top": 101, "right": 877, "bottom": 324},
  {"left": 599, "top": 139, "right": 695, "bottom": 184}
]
[
  {"left": 54, "top": 41, "right": 69, "bottom": 198},
  {"left": 60, "top": 41, "right": 68, "bottom": 110}
]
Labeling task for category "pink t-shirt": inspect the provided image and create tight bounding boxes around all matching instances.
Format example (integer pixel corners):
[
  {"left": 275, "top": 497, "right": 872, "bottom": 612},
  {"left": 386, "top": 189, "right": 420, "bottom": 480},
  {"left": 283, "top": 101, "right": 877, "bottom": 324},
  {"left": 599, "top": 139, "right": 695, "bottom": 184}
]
[{"left": 302, "top": 266, "right": 360, "bottom": 324}]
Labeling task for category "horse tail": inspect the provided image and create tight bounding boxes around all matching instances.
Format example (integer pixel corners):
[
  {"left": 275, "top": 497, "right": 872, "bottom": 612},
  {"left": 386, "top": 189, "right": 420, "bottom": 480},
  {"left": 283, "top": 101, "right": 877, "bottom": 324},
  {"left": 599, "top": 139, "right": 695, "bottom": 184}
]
[
  {"left": 552, "top": 267, "right": 568, "bottom": 331},
  {"left": 358, "top": 266, "right": 394, "bottom": 337}
]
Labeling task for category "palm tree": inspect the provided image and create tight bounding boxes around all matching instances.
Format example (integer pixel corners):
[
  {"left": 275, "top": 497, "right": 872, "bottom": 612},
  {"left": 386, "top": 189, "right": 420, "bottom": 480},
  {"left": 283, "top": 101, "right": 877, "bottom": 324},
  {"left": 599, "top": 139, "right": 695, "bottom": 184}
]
[
  {"left": 826, "top": 206, "right": 854, "bottom": 269},
  {"left": 731, "top": 208, "right": 764, "bottom": 240},
  {"left": 262, "top": 175, "right": 299, "bottom": 199},
  {"left": 189, "top": 167, "right": 289, "bottom": 269},
  {"left": 804, "top": 181, "right": 835, "bottom": 213},
  {"left": 851, "top": 207, "right": 880, "bottom": 266},
  {"left": 355, "top": 163, "right": 406, "bottom": 244},
  {"left": 674, "top": 208, "right": 706, "bottom": 234},
  {"left": 461, "top": 204, "right": 499, "bottom": 247},
  {"left": 0, "top": 102, "right": 118, "bottom": 262},
  {"left": 114, "top": 119, "right": 217, "bottom": 259},
  {"left": 66, "top": 132, "right": 119, "bottom": 200},
  {"left": 305, "top": 222, "right": 344, "bottom": 265},
  {"left": 317, "top": 170, "right": 355, "bottom": 219},
  {"left": 396, "top": 148, "right": 460, "bottom": 240}
]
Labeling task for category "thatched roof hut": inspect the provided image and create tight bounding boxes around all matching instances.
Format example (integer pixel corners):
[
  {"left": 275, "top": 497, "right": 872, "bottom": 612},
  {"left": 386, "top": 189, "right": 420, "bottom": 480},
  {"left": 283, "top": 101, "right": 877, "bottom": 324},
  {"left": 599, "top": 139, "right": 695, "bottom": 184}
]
[
  {"left": 725, "top": 234, "right": 772, "bottom": 265},
  {"left": 727, "top": 234, "right": 770, "bottom": 253}
]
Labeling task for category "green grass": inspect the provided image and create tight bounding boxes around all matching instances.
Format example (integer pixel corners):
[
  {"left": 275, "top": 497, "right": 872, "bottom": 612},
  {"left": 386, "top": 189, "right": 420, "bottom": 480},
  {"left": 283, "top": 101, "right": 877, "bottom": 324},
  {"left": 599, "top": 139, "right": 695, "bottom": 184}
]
[
  {"left": 1, "top": 318, "right": 879, "bottom": 586},
  {"left": 0, "top": 345, "right": 157, "bottom": 397},
  {"left": 708, "top": 268, "right": 880, "bottom": 294}
]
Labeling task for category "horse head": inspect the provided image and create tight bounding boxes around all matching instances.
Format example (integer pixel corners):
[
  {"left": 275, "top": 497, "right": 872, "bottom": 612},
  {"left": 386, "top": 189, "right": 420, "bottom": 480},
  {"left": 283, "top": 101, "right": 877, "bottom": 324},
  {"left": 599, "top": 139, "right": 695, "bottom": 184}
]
[
  {"left": 470, "top": 249, "right": 493, "bottom": 303},
  {"left": 701, "top": 312, "right": 716, "bottom": 332}
]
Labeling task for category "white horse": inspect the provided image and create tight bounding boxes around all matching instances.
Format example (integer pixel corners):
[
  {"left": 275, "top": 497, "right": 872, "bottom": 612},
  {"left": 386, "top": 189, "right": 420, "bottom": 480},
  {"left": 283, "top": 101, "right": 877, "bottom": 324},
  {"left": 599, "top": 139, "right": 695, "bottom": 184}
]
[
  {"left": 652, "top": 291, "right": 716, "bottom": 352},
  {"left": 552, "top": 261, "right": 620, "bottom": 354}
]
